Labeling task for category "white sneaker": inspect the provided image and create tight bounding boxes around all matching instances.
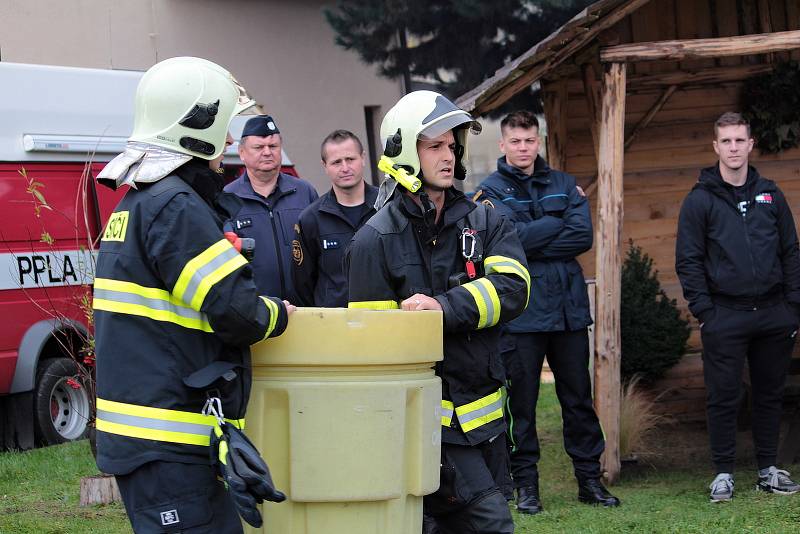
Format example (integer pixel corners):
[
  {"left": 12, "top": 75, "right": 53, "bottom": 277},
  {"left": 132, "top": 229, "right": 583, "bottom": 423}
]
[
  {"left": 756, "top": 466, "right": 800, "bottom": 495},
  {"left": 709, "top": 473, "right": 734, "bottom": 502}
]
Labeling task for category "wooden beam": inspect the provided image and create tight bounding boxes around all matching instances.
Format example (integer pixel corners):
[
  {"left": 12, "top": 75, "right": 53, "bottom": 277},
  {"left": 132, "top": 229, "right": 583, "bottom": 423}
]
[
  {"left": 600, "top": 29, "right": 800, "bottom": 62},
  {"left": 581, "top": 63, "right": 602, "bottom": 161},
  {"left": 542, "top": 78, "right": 568, "bottom": 171},
  {"left": 583, "top": 84, "right": 675, "bottom": 197},
  {"left": 594, "top": 61, "right": 626, "bottom": 484},
  {"left": 626, "top": 63, "right": 772, "bottom": 90},
  {"left": 624, "top": 85, "right": 677, "bottom": 150}
]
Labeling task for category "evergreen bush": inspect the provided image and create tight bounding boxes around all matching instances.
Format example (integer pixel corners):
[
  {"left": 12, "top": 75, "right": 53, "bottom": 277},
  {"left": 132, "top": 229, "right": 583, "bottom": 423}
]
[{"left": 620, "top": 241, "right": 690, "bottom": 383}]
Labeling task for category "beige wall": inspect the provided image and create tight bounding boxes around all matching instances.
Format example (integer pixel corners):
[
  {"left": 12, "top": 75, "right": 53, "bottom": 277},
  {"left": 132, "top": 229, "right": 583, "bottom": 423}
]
[{"left": 0, "top": 0, "right": 404, "bottom": 191}]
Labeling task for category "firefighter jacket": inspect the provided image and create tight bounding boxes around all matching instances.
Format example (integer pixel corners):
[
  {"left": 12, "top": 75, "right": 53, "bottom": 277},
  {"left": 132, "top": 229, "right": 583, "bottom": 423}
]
[
  {"left": 477, "top": 156, "right": 593, "bottom": 333},
  {"left": 346, "top": 189, "right": 530, "bottom": 446},
  {"left": 292, "top": 182, "right": 379, "bottom": 307},
  {"left": 676, "top": 163, "right": 800, "bottom": 324},
  {"left": 224, "top": 172, "right": 319, "bottom": 301},
  {"left": 93, "top": 170, "right": 288, "bottom": 475}
]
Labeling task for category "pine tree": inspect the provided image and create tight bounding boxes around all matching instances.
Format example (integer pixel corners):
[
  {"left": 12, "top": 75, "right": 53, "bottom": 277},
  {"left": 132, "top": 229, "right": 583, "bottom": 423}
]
[
  {"left": 324, "top": 0, "right": 593, "bottom": 116},
  {"left": 620, "top": 242, "right": 690, "bottom": 383}
]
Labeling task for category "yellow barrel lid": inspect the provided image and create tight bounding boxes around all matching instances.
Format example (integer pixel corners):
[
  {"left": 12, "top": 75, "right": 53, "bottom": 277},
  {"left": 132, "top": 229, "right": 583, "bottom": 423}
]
[{"left": 251, "top": 308, "right": 443, "bottom": 366}]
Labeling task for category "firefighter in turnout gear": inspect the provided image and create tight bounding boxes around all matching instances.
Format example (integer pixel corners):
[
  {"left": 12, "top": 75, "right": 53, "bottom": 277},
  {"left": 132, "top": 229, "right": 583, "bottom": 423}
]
[
  {"left": 346, "top": 90, "right": 530, "bottom": 534},
  {"left": 93, "top": 57, "right": 294, "bottom": 533}
]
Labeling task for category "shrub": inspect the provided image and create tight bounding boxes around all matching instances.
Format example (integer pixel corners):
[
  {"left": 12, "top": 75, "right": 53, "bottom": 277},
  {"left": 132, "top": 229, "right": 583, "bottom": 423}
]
[{"left": 620, "top": 242, "right": 690, "bottom": 383}]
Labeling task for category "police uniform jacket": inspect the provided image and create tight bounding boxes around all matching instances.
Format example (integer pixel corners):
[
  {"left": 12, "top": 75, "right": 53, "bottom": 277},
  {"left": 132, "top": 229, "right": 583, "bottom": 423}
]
[
  {"left": 293, "top": 182, "right": 379, "bottom": 307},
  {"left": 94, "top": 167, "right": 288, "bottom": 475},
  {"left": 224, "top": 172, "right": 318, "bottom": 301},
  {"left": 478, "top": 156, "right": 593, "bottom": 333},
  {"left": 346, "top": 188, "right": 530, "bottom": 446},
  {"left": 676, "top": 164, "right": 800, "bottom": 324}
]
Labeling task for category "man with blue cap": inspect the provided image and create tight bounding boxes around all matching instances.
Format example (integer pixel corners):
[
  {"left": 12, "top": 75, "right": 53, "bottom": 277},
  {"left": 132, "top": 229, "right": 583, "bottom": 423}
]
[{"left": 225, "top": 115, "right": 318, "bottom": 300}]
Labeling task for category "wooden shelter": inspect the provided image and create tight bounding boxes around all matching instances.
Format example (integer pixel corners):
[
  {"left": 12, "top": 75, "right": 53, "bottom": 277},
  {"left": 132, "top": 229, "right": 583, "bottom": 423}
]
[{"left": 457, "top": 0, "right": 800, "bottom": 482}]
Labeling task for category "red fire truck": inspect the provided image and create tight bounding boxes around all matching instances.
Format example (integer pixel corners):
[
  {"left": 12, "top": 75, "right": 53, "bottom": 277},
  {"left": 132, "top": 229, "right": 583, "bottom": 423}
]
[{"left": 0, "top": 62, "right": 294, "bottom": 449}]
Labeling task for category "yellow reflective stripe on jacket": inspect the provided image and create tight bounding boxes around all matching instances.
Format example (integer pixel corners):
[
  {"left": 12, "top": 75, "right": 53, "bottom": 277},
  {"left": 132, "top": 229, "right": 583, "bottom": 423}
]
[
  {"left": 173, "top": 239, "right": 248, "bottom": 311},
  {"left": 95, "top": 398, "right": 244, "bottom": 446},
  {"left": 347, "top": 300, "right": 400, "bottom": 310},
  {"left": 260, "top": 297, "right": 279, "bottom": 340},
  {"left": 454, "top": 388, "right": 504, "bottom": 433},
  {"left": 484, "top": 255, "right": 531, "bottom": 306},
  {"left": 462, "top": 278, "right": 501, "bottom": 329},
  {"left": 441, "top": 400, "right": 454, "bottom": 427},
  {"left": 93, "top": 278, "right": 213, "bottom": 332}
]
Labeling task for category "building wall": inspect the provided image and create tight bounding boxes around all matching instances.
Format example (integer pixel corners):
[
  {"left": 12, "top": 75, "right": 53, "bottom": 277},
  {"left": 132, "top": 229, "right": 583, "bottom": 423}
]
[{"left": 0, "top": 0, "right": 404, "bottom": 191}]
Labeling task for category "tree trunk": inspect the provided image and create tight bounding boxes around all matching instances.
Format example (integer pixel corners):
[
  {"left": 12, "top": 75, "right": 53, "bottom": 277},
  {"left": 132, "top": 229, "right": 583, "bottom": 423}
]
[{"left": 80, "top": 474, "right": 121, "bottom": 506}]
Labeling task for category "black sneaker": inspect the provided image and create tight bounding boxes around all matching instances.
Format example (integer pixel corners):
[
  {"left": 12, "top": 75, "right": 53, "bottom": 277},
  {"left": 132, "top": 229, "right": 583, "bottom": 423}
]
[
  {"left": 709, "top": 473, "right": 734, "bottom": 503},
  {"left": 756, "top": 467, "right": 800, "bottom": 495}
]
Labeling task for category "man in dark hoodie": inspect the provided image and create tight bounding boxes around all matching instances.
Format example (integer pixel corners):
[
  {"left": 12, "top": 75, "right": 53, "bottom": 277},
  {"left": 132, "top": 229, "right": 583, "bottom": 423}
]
[
  {"left": 676, "top": 111, "right": 800, "bottom": 503},
  {"left": 476, "top": 111, "right": 619, "bottom": 514}
]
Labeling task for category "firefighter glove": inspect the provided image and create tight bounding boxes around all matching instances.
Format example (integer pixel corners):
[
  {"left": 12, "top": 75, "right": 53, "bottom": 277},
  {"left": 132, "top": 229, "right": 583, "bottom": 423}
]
[{"left": 211, "top": 420, "right": 286, "bottom": 528}]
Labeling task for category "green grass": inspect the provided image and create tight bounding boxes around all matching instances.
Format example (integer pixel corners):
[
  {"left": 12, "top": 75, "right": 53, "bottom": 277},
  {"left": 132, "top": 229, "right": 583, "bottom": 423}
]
[
  {"left": 1, "top": 383, "right": 799, "bottom": 533},
  {"left": 0, "top": 440, "right": 129, "bottom": 534},
  {"left": 515, "top": 383, "right": 800, "bottom": 533}
]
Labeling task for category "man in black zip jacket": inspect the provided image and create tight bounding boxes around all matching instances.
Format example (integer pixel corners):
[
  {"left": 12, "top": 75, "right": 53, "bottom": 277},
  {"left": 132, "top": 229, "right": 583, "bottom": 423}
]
[
  {"left": 292, "top": 130, "right": 378, "bottom": 307},
  {"left": 676, "top": 112, "right": 800, "bottom": 503},
  {"left": 347, "top": 90, "right": 530, "bottom": 533}
]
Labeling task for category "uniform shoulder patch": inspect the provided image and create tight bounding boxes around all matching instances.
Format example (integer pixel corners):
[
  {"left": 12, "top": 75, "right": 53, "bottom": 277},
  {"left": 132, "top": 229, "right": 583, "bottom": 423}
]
[
  {"left": 102, "top": 211, "right": 129, "bottom": 242},
  {"left": 292, "top": 239, "right": 303, "bottom": 265},
  {"left": 473, "top": 190, "right": 495, "bottom": 208}
]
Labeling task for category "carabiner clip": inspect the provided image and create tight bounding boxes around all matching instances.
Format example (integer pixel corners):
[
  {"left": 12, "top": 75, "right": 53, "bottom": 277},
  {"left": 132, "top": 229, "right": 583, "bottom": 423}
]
[
  {"left": 461, "top": 228, "right": 476, "bottom": 261},
  {"left": 202, "top": 397, "right": 225, "bottom": 426}
]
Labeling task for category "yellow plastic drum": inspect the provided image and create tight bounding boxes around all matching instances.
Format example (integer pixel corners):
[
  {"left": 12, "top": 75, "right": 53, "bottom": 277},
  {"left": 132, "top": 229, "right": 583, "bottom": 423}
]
[{"left": 245, "top": 307, "right": 443, "bottom": 534}]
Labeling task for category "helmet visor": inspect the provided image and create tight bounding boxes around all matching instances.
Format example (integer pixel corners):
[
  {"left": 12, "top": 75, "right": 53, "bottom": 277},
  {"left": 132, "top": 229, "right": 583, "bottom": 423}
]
[{"left": 418, "top": 112, "right": 481, "bottom": 140}]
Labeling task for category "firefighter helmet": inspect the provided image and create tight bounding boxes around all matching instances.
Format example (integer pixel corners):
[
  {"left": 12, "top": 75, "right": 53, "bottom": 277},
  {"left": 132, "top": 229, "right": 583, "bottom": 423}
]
[
  {"left": 378, "top": 90, "right": 480, "bottom": 191},
  {"left": 130, "top": 56, "right": 255, "bottom": 160}
]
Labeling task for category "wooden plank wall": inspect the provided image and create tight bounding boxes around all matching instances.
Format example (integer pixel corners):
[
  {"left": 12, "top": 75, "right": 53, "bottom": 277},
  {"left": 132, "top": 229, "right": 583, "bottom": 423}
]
[{"left": 561, "top": 0, "right": 800, "bottom": 356}]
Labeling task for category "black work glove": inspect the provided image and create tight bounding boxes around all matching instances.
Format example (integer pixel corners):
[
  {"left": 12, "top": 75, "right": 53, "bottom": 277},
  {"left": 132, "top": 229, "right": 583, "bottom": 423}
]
[{"left": 211, "top": 421, "right": 286, "bottom": 527}]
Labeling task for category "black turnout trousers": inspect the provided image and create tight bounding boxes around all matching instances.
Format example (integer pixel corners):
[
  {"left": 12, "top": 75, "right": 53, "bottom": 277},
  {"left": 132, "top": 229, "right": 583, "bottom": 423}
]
[
  {"left": 505, "top": 328, "right": 604, "bottom": 486},
  {"left": 424, "top": 440, "right": 514, "bottom": 534},
  {"left": 700, "top": 302, "right": 798, "bottom": 473},
  {"left": 115, "top": 460, "right": 242, "bottom": 534}
]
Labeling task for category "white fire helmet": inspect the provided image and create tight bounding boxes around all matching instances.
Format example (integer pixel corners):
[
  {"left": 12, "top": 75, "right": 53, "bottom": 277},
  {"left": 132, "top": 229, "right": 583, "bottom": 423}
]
[
  {"left": 378, "top": 90, "right": 481, "bottom": 191},
  {"left": 130, "top": 56, "right": 255, "bottom": 160}
]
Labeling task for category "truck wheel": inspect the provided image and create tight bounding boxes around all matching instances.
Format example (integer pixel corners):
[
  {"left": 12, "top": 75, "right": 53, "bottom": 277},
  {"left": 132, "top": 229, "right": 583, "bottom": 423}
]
[{"left": 34, "top": 358, "right": 90, "bottom": 445}]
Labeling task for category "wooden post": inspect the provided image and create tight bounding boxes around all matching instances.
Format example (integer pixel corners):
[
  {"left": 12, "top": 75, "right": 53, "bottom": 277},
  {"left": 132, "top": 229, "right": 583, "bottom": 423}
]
[
  {"left": 594, "top": 61, "right": 626, "bottom": 484},
  {"left": 542, "top": 78, "right": 568, "bottom": 171}
]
